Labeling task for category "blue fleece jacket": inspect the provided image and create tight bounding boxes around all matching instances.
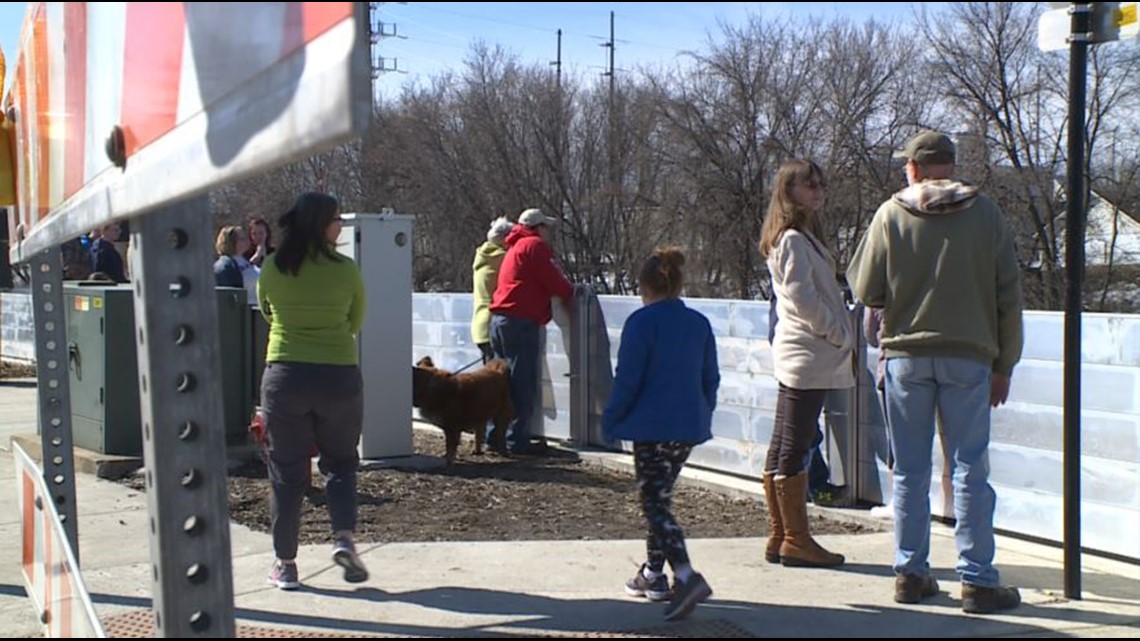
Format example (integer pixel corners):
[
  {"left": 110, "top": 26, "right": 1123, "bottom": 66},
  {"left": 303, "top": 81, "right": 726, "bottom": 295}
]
[{"left": 602, "top": 298, "right": 720, "bottom": 444}]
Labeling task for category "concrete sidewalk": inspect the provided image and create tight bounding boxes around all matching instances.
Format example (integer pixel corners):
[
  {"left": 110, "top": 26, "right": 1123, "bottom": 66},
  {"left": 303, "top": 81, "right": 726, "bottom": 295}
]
[{"left": 1, "top": 381, "right": 1138, "bottom": 638}]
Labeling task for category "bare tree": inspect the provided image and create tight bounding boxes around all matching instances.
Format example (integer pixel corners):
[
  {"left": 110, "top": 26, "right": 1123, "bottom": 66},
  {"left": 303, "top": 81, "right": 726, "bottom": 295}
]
[{"left": 213, "top": 3, "right": 1136, "bottom": 311}]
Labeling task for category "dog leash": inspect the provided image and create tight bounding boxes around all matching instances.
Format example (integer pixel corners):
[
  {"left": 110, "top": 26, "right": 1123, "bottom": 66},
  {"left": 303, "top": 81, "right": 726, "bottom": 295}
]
[{"left": 452, "top": 356, "right": 484, "bottom": 375}]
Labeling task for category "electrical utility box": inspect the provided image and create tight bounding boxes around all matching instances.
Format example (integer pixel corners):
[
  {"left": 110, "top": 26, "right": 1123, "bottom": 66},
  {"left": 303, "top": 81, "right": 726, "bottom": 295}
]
[
  {"left": 64, "top": 283, "right": 253, "bottom": 456},
  {"left": 335, "top": 213, "right": 414, "bottom": 459}
]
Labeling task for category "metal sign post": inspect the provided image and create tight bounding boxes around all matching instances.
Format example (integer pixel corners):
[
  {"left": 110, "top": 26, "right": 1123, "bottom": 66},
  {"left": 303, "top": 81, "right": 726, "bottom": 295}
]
[
  {"left": 28, "top": 248, "right": 80, "bottom": 561},
  {"left": 1037, "top": 0, "right": 1139, "bottom": 601},
  {"left": 1061, "top": 1, "right": 1092, "bottom": 602},
  {"left": 129, "top": 197, "right": 236, "bottom": 637}
]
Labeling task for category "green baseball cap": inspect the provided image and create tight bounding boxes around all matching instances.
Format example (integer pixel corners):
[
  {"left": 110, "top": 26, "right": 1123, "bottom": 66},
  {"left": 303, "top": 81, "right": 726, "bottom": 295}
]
[{"left": 893, "top": 130, "right": 956, "bottom": 165}]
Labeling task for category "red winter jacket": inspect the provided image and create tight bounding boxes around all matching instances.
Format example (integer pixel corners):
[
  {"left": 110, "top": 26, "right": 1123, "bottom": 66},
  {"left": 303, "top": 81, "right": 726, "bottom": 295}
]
[{"left": 489, "top": 225, "right": 573, "bottom": 325}]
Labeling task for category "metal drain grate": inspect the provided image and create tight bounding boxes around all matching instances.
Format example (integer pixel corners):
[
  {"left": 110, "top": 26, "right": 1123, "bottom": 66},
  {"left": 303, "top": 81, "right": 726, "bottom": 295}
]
[
  {"left": 102, "top": 610, "right": 757, "bottom": 638},
  {"left": 516, "top": 619, "right": 757, "bottom": 638},
  {"left": 101, "top": 610, "right": 374, "bottom": 638}
]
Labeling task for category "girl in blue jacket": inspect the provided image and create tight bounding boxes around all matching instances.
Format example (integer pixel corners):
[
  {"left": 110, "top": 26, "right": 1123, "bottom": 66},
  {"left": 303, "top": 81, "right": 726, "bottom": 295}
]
[{"left": 602, "top": 246, "right": 720, "bottom": 622}]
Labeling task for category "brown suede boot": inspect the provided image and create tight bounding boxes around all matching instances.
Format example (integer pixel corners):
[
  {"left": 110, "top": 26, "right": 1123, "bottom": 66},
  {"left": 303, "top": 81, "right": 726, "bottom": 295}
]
[
  {"left": 762, "top": 472, "right": 783, "bottom": 564},
  {"left": 776, "top": 472, "right": 845, "bottom": 567}
]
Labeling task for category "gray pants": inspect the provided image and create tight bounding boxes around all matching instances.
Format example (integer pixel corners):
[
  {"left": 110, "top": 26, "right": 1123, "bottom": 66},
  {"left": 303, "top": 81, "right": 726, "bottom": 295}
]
[{"left": 261, "top": 362, "right": 363, "bottom": 560}]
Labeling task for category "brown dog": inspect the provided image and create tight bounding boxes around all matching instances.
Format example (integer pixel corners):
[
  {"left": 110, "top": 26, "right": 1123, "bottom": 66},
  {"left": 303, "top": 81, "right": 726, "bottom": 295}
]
[{"left": 412, "top": 356, "right": 514, "bottom": 465}]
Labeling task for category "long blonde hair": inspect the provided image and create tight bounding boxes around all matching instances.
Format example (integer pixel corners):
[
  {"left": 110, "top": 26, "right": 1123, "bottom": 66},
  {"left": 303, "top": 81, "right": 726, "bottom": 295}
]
[{"left": 757, "top": 159, "right": 827, "bottom": 259}]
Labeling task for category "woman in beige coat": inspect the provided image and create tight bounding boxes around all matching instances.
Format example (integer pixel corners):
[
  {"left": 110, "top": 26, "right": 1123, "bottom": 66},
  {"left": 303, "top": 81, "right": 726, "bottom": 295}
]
[{"left": 758, "top": 159, "right": 854, "bottom": 568}]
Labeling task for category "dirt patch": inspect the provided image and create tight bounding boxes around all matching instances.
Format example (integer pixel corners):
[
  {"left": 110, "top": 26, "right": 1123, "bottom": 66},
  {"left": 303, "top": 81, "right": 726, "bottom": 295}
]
[
  {"left": 123, "top": 429, "right": 876, "bottom": 545},
  {"left": 1, "top": 360, "right": 37, "bottom": 379}
]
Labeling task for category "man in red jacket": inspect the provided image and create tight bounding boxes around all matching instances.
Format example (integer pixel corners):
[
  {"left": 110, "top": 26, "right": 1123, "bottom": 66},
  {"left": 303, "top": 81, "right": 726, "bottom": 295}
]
[{"left": 490, "top": 208, "right": 574, "bottom": 455}]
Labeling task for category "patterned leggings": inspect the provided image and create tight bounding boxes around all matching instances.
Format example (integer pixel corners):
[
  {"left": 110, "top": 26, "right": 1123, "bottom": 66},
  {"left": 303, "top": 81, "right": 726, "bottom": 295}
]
[{"left": 634, "top": 441, "right": 693, "bottom": 573}]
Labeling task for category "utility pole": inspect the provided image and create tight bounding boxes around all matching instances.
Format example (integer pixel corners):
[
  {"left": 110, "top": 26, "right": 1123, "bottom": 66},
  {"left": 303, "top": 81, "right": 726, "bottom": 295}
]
[
  {"left": 551, "top": 29, "right": 562, "bottom": 88},
  {"left": 369, "top": 2, "right": 406, "bottom": 78},
  {"left": 602, "top": 11, "right": 619, "bottom": 291},
  {"left": 551, "top": 28, "right": 566, "bottom": 228}
]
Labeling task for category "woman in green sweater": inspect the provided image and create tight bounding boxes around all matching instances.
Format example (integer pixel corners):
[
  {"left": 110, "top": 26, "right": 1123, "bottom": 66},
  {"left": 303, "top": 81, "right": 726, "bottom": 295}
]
[{"left": 257, "top": 192, "right": 368, "bottom": 590}]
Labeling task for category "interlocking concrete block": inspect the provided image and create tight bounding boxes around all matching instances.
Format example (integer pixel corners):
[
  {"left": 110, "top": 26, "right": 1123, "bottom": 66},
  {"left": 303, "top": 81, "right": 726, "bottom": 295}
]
[
  {"left": 717, "top": 371, "right": 755, "bottom": 407},
  {"left": 412, "top": 321, "right": 438, "bottom": 347},
  {"left": 597, "top": 296, "right": 641, "bottom": 329},
  {"left": 688, "top": 436, "right": 751, "bottom": 477},
  {"left": 715, "top": 337, "right": 752, "bottom": 372},
  {"left": 440, "top": 322, "right": 473, "bottom": 347},
  {"left": 992, "top": 404, "right": 1140, "bottom": 461},
  {"left": 412, "top": 294, "right": 445, "bottom": 322},
  {"left": 686, "top": 298, "right": 731, "bottom": 337},
  {"left": 747, "top": 408, "right": 776, "bottom": 446},
  {"left": 747, "top": 339, "right": 775, "bottom": 376},
  {"left": 1014, "top": 360, "right": 1139, "bottom": 414},
  {"left": 994, "top": 484, "right": 1140, "bottom": 560},
  {"left": 711, "top": 405, "right": 748, "bottom": 441},
  {"left": 988, "top": 442, "right": 1139, "bottom": 510},
  {"left": 728, "top": 300, "right": 771, "bottom": 340},
  {"left": 444, "top": 294, "right": 473, "bottom": 321}
]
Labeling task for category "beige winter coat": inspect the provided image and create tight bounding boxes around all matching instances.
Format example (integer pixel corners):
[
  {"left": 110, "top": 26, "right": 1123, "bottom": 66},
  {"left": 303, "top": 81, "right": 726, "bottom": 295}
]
[{"left": 768, "top": 229, "right": 855, "bottom": 391}]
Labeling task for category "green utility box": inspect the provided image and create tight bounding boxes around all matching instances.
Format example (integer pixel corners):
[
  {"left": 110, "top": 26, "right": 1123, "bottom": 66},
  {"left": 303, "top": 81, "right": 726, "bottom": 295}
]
[{"left": 64, "top": 283, "right": 254, "bottom": 456}]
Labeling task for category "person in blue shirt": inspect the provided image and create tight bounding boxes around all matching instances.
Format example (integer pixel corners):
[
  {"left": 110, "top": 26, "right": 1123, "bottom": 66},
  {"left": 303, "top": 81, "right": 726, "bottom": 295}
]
[
  {"left": 602, "top": 246, "right": 719, "bottom": 622},
  {"left": 89, "top": 223, "right": 127, "bottom": 283}
]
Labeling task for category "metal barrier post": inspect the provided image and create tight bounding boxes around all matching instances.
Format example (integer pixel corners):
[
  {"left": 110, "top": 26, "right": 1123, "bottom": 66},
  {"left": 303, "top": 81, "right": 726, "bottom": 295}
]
[
  {"left": 569, "top": 286, "right": 591, "bottom": 444},
  {"left": 848, "top": 306, "right": 867, "bottom": 506}
]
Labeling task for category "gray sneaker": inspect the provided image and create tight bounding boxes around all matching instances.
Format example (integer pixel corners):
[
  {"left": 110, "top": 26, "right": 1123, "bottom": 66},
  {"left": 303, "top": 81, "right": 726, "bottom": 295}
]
[
  {"left": 663, "top": 573, "right": 712, "bottom": 621},
  {"left": 332, "top": 539, "right": 369, "bottom": 583},
  {"left": 268, "top": 560, "right": 300, "bottom": 590},
  {"left": 625, "top": 564, "right": 670, "bottom": 602}
]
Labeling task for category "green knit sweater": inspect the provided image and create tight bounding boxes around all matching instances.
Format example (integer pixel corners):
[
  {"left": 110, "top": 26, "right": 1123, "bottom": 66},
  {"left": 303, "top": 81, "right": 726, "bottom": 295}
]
[{"left": 257, "top": 252, "right": 365, "bottom": 365}]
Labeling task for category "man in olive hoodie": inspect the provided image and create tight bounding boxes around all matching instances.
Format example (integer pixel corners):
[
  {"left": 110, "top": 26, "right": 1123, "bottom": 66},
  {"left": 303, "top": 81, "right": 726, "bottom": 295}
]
[
  {"left": 471, "top": 217, "right": 515, "bottom": 363},
  {"left": 847, "top": 131, "right": 1023, "bottom": 615}
]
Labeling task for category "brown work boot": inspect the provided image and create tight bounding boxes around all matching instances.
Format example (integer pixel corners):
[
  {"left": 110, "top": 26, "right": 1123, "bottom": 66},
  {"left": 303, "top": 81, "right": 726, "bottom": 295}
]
[
  {"left": 894, "top": 573, "right": 939, "bottom": 604},
  {"left": 961, "top": 583, "right": 1021, "bottom": 614},
  {"left": 775, "top": 472, "right": 844, "bottom": 567},
  {"left": 762, "top": 472, "right": 783, "bottom": 564}
]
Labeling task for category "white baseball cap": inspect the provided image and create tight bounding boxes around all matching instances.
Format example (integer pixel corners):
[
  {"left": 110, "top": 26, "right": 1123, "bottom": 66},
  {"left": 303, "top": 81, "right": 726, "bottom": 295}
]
[
  {"left": 487, "top": 216, "right": 514, "bottom": 242},
  {"left": 518, "top": 208, "right": 558, "bottom": 228}
]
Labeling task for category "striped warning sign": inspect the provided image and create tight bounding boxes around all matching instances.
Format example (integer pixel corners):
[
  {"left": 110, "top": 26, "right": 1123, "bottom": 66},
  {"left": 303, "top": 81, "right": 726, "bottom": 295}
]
[
  {"left": 5, "top": 2, "right": 368, "bottom": 259},
  {"left": 15, "top": 443, "right": 105, "bottom": 638}
]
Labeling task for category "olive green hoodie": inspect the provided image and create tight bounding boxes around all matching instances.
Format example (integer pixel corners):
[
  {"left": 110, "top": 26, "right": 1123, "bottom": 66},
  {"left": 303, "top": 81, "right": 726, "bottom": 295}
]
[
  {"left": 846, "top": 179, "right": 1024, "bottom": 375},
  {"left": 471, "top": 240, "right": 506, "bottom": 344}
]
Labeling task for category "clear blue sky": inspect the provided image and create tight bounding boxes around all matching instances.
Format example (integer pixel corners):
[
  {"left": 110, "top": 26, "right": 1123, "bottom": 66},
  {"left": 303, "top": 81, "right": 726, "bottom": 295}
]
[
  {"left": 370, "top": 2, "right": 922, "bottom": 96},
  {"left": 0, "top": 2, "right": 25, "bottom": 94},
  {"left": 0, "top": 2, "right": 932, "bottom": 100}
]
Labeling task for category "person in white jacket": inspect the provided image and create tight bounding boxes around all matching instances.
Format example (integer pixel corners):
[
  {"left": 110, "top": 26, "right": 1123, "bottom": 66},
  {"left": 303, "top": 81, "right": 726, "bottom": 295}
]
[{"left": 757, "top": 159, "right": 853, "bottom": 568}]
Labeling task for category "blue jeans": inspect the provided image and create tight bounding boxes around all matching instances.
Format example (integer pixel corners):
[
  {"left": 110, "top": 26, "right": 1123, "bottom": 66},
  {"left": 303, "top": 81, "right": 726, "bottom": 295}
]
[
  {"left": 885, "top": 356, "right": 999, "bottom": 587},
  {"left": 808, "top": 389, "right": 852, "bottom": 492},
  {"left": 807, "top": 430, "right": 830, "bottom": 493},
  {"left": 490, "top": 314, "right": 541, "bottom": 453}
]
